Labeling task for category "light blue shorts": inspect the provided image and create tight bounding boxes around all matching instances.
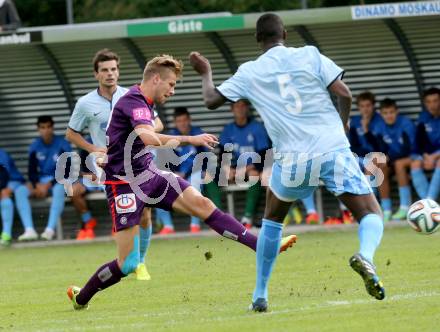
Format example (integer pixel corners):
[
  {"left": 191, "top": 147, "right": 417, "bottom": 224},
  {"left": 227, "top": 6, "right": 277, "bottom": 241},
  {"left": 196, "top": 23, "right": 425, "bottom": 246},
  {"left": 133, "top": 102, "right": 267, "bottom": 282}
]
[
  {"left": 80, "top": 176, "right": 105, "bottom": 192},
  {"left": 7, "top": 180, "right": 25, "bottom": 191},
  {"left": 269, "top": 148, "right": 373, "bottom": 202}
]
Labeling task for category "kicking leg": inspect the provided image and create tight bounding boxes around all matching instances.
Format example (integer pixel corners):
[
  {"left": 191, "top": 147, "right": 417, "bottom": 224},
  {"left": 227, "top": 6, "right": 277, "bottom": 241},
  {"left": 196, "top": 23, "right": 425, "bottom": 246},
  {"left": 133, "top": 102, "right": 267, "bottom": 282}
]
[{"left": 172, "top": 186, "right": 258, "bottom": 250}]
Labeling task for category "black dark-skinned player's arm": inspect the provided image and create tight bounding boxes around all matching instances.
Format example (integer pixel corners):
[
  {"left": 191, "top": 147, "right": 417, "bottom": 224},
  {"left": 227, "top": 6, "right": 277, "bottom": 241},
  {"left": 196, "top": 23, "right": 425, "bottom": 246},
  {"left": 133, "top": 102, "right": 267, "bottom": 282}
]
[
  {"left": 189, "top": 52, "right": 226, "bottom": 110},
  {"left": 328, "top": 79, "right": 352, "bottom": 131}
]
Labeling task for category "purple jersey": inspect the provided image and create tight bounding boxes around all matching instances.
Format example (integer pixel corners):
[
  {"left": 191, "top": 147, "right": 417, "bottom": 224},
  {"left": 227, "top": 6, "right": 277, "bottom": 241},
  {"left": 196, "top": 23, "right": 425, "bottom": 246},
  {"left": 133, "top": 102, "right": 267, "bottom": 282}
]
[{"left": 105, "top": 85, "right": 155, "bottom": 182}]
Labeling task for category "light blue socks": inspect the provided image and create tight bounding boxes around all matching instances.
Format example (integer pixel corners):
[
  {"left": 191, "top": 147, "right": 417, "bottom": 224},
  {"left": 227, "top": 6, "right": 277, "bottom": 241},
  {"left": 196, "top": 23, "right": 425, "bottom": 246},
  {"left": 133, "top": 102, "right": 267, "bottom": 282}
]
[
  {"left": 139, "top": 224, "right": 152, "bottom": 264},
  {"left": 411, "top": 168, "right": 429, "bottom": 199},
  {"left": 47, "top": 183, "right": 66, "bottom": 230},
  {"left": 156, "top": 209, "right": 174, "bottom": 228},
  {"left": 358, "top": 214, "right": 384, "bottom": 263},
  {"left": 81, "top": 211, "right": 92, "bottom": 223},
  {"left": 427, "top": 167, "right": 440, "bottom": 200},
  {"left": 14, "top": 185, "right": 34, "bottom": 230},
  {"left": 301, "top": 194, "right": 316, "bottom": 214},
  {"left": 1, "top": 197, "right": 14, "bottom": 236},
  {"left": 398, "top": 185, "right": 411, "bottom": 209},
  {"left": 381, "top": 198, "right": 392, "bottom": 212},
  {"left": 253, "top": 219, "right": 283, "bottom": 302}
]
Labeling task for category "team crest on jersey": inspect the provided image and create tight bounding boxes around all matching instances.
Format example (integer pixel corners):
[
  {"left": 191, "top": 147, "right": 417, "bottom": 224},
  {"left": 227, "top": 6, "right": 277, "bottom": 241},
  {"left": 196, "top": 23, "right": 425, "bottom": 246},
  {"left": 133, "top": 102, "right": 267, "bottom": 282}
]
[
  {"left": 115, "top": 193, "right": 137, "bottom": 214},
  {"left": 36, "top": 152, "right": 46, "bottom": 161},
  {"left": 383, "top": 135, "right": 392, "bottom": 145}
]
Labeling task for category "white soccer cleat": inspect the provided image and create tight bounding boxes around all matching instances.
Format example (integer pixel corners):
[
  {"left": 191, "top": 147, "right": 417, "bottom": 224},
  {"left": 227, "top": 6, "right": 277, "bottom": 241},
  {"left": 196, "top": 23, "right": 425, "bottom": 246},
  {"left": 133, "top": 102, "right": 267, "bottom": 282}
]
[
  {"left": 40, "top": 228, "right": 55, "bottom": 241},
  {"left": 18, "top": 229, "right": 38, "bottom": 241}
]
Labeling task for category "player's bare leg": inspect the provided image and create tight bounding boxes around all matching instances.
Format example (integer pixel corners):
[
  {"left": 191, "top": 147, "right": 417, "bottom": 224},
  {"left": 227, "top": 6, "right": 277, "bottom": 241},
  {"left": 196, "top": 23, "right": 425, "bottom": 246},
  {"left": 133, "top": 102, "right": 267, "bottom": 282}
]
[
  {"left": 338, "top": 193, "right": 385, "bottom": 300},
  {"left": 250, "top": 188, "right": 297, "bottom": 312},
  {"left": 136, "top": 208, "right": 152, "bottom": 280},
  {"left": 67, "top": 226, "right": 139, "bottom": 310}
]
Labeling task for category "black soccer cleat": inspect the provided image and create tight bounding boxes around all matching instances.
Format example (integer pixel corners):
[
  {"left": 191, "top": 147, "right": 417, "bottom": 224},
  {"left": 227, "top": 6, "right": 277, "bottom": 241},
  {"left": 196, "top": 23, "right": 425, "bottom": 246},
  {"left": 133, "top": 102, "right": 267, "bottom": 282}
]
[
  {"left": 349, "top": 253, "right": 385, "bottom": 300},
  {"left": 249, "top": 298, "right": 268, "bottom": 312}
]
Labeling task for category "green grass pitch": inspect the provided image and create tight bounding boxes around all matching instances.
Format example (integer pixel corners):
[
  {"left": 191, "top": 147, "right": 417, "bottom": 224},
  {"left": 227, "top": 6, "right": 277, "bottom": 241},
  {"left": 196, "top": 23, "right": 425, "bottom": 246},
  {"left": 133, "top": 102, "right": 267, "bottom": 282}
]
[{"left": 1, "top": 226, "right": 439, "bottom": 331}]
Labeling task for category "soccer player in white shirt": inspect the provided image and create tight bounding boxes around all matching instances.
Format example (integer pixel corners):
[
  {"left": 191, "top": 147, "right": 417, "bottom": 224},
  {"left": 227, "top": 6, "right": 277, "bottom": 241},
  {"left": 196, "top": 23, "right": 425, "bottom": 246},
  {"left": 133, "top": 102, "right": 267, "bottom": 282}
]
[
  {"left": 66, "top": 49, "right": 163, "bottom": 280},
  {"left": 190, "top": 13, "right": 385, "bottom": 311}
]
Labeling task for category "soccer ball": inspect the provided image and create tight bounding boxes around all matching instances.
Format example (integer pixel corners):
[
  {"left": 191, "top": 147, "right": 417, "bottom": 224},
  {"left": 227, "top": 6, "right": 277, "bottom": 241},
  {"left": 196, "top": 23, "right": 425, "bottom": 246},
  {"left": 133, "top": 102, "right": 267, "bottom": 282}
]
[{"left": 406, "top": 199, "right": 440, "bottom": 234}]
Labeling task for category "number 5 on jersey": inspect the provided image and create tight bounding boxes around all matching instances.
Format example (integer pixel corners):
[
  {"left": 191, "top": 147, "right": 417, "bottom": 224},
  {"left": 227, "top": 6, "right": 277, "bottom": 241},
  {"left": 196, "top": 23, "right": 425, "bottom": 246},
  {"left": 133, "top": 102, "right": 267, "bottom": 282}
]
[{"left": 277, "top": 74, "right": 302, "bottom": 114}]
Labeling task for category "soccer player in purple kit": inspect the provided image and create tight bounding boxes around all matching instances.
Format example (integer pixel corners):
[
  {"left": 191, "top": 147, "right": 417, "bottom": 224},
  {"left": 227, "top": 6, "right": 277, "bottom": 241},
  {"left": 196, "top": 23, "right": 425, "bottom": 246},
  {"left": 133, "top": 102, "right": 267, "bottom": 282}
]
[{"left": 67, "top": 54, "right": 296, "bottom": 310}]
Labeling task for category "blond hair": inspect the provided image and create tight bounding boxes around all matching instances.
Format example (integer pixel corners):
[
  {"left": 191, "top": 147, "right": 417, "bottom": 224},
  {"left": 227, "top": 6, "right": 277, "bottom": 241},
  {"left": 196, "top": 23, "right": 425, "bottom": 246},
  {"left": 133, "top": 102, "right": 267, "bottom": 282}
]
[{"left": 143, "top": 54, "right": 183, "bottom": 80}]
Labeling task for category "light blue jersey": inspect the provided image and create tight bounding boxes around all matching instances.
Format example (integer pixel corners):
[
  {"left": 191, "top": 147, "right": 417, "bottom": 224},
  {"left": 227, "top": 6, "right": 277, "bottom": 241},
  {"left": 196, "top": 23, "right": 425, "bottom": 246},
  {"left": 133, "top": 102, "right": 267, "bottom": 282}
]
[
  {"left": 217, "top": 45, "right": 371, "bottom": 201},
  {"left": 68, "top": 86, "right": 128, "bottom": 147},
  {"left": 217, "top": 45, "right": 349, "bottom": 155}
]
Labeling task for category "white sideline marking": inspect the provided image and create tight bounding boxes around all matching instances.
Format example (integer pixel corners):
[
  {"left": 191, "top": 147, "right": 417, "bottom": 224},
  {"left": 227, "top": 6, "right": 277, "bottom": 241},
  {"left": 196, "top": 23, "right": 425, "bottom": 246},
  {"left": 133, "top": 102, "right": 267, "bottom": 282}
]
[{"left": 269, "top": 291, "right": 440, "bottom": 315}]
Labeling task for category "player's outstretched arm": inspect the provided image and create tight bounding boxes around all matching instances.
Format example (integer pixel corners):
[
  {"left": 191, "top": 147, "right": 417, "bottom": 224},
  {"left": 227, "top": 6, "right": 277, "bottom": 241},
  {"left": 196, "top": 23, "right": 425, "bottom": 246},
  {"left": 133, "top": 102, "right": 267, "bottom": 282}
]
[
  {"left": 328, "top": 79, "right": 352, "bottom": 131},
  {"left": 135, "top": 125, "right": 218, "bottom": 150},
  {"left": 189, "top": 52, "right": 226, "bottom": 110}
]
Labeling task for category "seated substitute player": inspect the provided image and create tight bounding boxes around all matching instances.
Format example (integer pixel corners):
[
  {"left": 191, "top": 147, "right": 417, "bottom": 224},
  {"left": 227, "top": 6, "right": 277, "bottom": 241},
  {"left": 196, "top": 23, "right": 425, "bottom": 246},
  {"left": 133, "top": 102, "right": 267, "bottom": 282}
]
[
  {"left": 219, "top": 100, "right": 271, "bottom": 228},
  {"left": 29, "top": 116, "right": 71, "bottom": 240},
  {"left": 190, "top": 13, "right": 386, "bottom": 311},
  {"left": 67, "top": 54, "right": 297, "bottom": 310},
  {"left": 66, "top": 49, "right": 163, "bottom": 280},
  {"left": 375, "top": 98, "right": 416, "bottom": 221},
  {"left": 156, "top": 106, "right": 207, "bottom": 234},
  {"left": 410, "top": 87, "right": 440, "bottom": 201},
  {"left": 0, "top": 149, "right": 37, "bottom": 245},
  {"left": 349, "top": 91, "right": 384, "bottom": 188},
  {"left": 347, "top": 91, "right": 384, "bottom": 220}
]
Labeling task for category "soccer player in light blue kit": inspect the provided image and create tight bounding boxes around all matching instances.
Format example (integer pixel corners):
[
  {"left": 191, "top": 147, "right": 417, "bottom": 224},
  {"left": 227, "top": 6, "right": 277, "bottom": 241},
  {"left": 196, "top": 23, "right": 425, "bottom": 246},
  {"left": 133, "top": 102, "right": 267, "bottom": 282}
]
[
  {"left": 0, "top": 149, "right": 37, "bottom": 245},
  {"left": 410, "top": 88, "right": 440, "bottom": 201},
  {"left": 190, "top": 13, "right": 385, "bottom": 311},
  {"left": 66, "top": 49, "right": 163, "bottom": 280}
]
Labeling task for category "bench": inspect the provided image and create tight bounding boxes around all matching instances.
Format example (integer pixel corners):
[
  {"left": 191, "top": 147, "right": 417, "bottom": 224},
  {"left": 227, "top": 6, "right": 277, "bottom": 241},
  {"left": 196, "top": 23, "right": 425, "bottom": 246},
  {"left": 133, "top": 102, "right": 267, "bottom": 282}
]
[
  {"left": 38, "top": 191, "right": 107, "bottom": 240},
  {"left": 221, "top": 183, "right": 325, "bottom": 224}
]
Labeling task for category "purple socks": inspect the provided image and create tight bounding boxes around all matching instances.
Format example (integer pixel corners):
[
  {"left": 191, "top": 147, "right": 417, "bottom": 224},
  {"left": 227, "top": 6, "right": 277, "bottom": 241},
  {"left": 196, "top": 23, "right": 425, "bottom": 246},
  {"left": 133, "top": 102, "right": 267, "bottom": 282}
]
[
  {"left": 204, "top": 208, "right": 257, "bottom": 251},
  {"left": 76, "top": 259, "right": 125, "bottom": 305}
]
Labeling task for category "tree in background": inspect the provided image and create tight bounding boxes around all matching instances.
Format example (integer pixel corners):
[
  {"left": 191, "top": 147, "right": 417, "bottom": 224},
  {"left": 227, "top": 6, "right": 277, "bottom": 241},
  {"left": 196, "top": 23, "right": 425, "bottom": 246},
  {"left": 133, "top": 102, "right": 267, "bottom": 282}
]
[
  {"left": 15, "top": 0, "right": 404, "bottom": 27},
  {"left": 15, "top": 0, "right": 66, "bottom": 27}
]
